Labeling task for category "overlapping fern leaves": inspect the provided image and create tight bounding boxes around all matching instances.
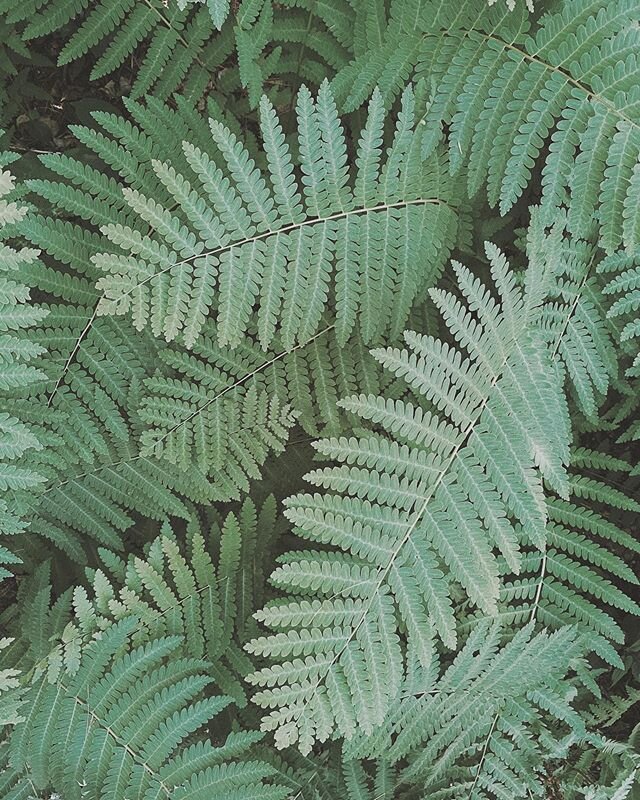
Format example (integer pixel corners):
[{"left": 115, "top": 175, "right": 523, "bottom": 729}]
[
  {"left": 10, "top": 618, "right": 288, "bottom": 800},
  {"left": 2, "top": 0, "right": 640, "bottom": 798},
  {"left": 7, "top": 231, "right": 226, "bottom": 560},
  {"left": 0, "top": 503, "right": 290, "bottom": 798},
  {"left": 1, "top": 0, "right": 223, "bottom": 101},
  {"left": 346, "top": 622, "right": 588, "bottom": 800},
  {"left": 0, "top": 0, "right": 355, "bottom": 108},
  {"left": 92, "top": 82, "right": 458, "bottom": 350},
  {"left": 332, "top": 0, "right": 640, "bottom": 254},
  {"left": 246, "top": 225, "right": 578, "bottom": 752}
]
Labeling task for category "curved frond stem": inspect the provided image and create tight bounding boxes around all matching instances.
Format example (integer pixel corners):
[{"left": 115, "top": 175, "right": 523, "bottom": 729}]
[
  {"left": 530, "top": 551, "right": 547, "bottom": 623},
  {"left": 487, "top": 35, "right": 639, "bottom": 132},
  {"left": 97, "top": 197, "right": 451, "bottom": 308},
  {"left": 46, "top": 305, "right": 99, "bottom": 406},
  {"left": 468, "top": 711, "right": 500, "bottom": 799},
  {"left": 28, "top": 324, "right": 333, "bottom": 500}
]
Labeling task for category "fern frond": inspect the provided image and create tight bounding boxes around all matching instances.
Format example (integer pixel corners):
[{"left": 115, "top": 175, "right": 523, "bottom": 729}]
[
  {"left": 247, "top": 232, "right": 573, "bottom": 752},
  {"left": 139, "top": 320, "right": 391, "bottom": 448},
  {"left": 332, "top": 0, "right": 640, "bottom": 254},
  {"left": 14, "top": 0, "right": 219, "bottom": 100},
  {"left": 0, "top": 165, "right": 48, "bottom": 566},
  {"left": 9, "top": 617, "right": 288, "bottom": 800},
  {"left": 345, "top": 622, "right": 585, "bottom": 800},
  {"left": 598, "top": 249, "right": 640, "bottom": 378},
  {"left": 93, "top": 83, "right": 458, "bottom": 350},
  {"left": 427, "top": 0, "right": 640, "bottom": 253},
  {"left": 494, "top": 454, "right": 640, "bottom": 665},
  {"left": 11, "top": 104, "right": 309, "bottom": 558}
]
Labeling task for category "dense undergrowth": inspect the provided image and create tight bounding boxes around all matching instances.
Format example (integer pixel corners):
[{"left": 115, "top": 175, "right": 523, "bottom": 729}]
[{"left": 0, "top": 1, "right": 639, "bottom": 798}]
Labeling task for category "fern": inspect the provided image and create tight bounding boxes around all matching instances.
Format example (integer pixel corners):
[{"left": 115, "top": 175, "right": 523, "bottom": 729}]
[
  {"left": 598, "top": 249, "right": 640, "bottom": 377},
  {"left": 0, "top": 15, "right": 34, "bottom": 126},
  {"left": 178, "top": 0, "right": 231, "bottom": 30},
  {"left": 347, "top": 622, "right": 587, "bottom": 800},
  {"left": 9, "top": 617, "right": 289, "bottom": 799},
  {"left": 2, "top": 499, "right": 279, "bottom": 706},
  {"left": 137, "top": 320, "right": 395, "bottom": 454},
  {"left": 0, "top": 0, "right": 222, "bottom": 100},
  {"left": 488, "top": 453, "right": 640, "bottom": 666},
  {"left": 9, "top": 128, "right": 308, "bottom": 559},
  {"left": 0, "top": 502, "right": 292, "bottom": 797},
  {"left": 0, "top": 0, "right": 355, "bottom": 108},
  {"left": 7, "top": 249, "right": 224, "bottom": 559},
  {"left": 533, "top": 212, "right": 619, "bottom": 419},
  {"left": 4, "top": 1, "right": 640, "bottom": 796},
  {"left": 0, "top": 162, "right": 48, "bottom": 573},
  {"left": 93, "top": 82, "right": 458, "bottom": 350},
  {"left": 332, "top": 0, "right": 640, "bottom": 255},
  {"left": 246, "top": 230, "right": 581, "bottom": 752}
]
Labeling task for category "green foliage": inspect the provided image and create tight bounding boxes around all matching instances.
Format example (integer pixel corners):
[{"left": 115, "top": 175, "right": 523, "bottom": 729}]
[
  {"left": 246, "top": 221, "right": 638, "bottom": 752},
  {"left": 0, "top": 160, "right": 48, "bottom": 571},
  {"left": 2, "top": 1, "right": 640, "bottom": 799},
  {"left": 347, "top": 622, "right": 588, "bottom": 799},
  {"left": 0, "top": 504, "right": 291, "bottom": 797},
  {"left": 11, "top": 618, "right": 287, "bottom": 799},
  {"left": 92, "top": 82, "right": 458, "bottom": 350},
  {"left": 1, "top": 0, "right": 223, "bottom": 100},
  {"left": 599, "top": 250, "right": 640, "bottom": 376},
  {"left": 332, "top": 0, "right": 640, "bottom": 254},
  {"left": 0, "top": 0, "right": 354, "bottom": 108}
]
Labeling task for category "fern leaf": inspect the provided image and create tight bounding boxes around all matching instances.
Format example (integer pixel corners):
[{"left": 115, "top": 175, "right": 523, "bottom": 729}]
[
  {"left": 247, "top": 236, "right": 573, "bottom": 752},
  {"left": 92, "top": 84, "right": 457, "bottom": 349}
]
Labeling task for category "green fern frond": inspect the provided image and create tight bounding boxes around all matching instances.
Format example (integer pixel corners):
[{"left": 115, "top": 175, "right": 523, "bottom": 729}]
[
  {"left": 529, "top": 209, "right": 618, "bottom": 418},
  {"left": 346, "top": 622, "right": 585, "bottom": 800},
  {"left": 0, "top": 504, "right": 291, "bottom": 797},
  {"left": 0, "top": 164, "right": 48, "bottom": 567},
  {"left": 138, "top": 320, "right": 392, "bottom": 447},
  {"left": 12, "top": 124, "right": 303, "bottom": 557},
  {"left": 93, "top": 83, "right": 458, "bottom": 351},
  {"left": 40, "top": 500, "right": 277, "bottom": 703},
  {"left": 422, "top": 0, "right": 640, "bottom": 253},
  {"left": 493, "top": 454, "right": 640, "bottom": 665},
  {"left": 246, "top": 232, "right": 573, "bottom": 752},
  {"left": 9, "top": 617, "right": 288, "bottom": 800},
  {"left": 598, "top": 249, "right": 640, "bottom": 377},
  {"left": 332, "top": 0, "right": 640, "bottom": 254},
  {"left": 10, "top": 0, "right": 218, "bottom": 99}
]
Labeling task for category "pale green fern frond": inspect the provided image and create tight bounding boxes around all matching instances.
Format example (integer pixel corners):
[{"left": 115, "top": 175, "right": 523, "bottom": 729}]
[
  {"left": 8, "top": 499, "right": 277, "bottom": 707},
  {"left": 332, "top": 0, "right": 640, "bottom": 254},
  {"left": 94, "top": 83, "right": 458, "bottom": 350},
  {"left": 346, "top": 622, "right": 586, "bottom": 800},
  {"left": 246, "top": 236, "right": 572, "bottom": 753},
  {"left": 418, "top": 0, "right": 640, "bottom": 254},
  {"left": 0, "top": 163, "right": 48, "bottom": 571},
  {"left": 529, "top": 209, "right": 618, "bottom": 418},
  {"left": 598, "top": 249, "right": 640, "bottom": 377}
]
